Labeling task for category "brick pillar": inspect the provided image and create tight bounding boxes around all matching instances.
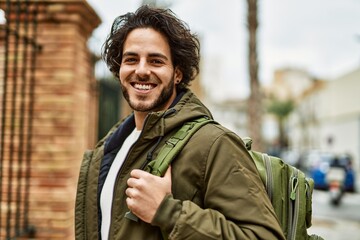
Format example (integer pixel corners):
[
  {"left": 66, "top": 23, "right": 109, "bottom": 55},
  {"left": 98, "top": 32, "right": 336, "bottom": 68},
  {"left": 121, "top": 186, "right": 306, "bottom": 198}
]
[{"left": 0, "top": 0, "right": 101, "bottom": 239}]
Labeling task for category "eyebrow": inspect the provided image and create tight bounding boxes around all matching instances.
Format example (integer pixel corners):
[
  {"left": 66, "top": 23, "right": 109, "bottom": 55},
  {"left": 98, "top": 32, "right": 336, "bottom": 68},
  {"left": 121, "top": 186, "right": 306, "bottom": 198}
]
[{"left": 122, "top": 51, "right": 169, "bottom": 61}]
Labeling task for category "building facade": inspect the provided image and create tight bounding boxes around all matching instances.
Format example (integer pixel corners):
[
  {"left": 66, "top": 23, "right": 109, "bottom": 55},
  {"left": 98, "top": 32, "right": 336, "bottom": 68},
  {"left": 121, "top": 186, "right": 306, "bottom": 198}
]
[{"left": 288, "top": 67, "right": 360, "bottom": 172}]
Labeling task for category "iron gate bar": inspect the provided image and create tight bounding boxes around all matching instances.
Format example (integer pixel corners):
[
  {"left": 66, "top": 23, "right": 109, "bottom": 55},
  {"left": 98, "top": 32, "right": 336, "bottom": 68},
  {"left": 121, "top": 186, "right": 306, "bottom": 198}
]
[
  {"left": 0, "top": 23, "right": 40, "bottom": 50},
  {"left": 6, "top": 0, "right": 22, "bottom": 238},
  {"left": 15, "top": 0, "right": 30, "bottom": 236},
  {"left": 0, "top": 0, "right": 39, "bottom": 238},
  {"left": 0, "top": 0, "right": 11, "bottom": 234},
  {"left": 23, "top": 2, "right": 38, "bottom": 236}
]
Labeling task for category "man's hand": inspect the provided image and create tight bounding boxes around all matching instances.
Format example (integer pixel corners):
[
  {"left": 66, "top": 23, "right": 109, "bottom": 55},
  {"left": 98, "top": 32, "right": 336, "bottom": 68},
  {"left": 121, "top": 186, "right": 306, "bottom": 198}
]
[{"left": 125, "top": 166, "right": 172, "bottom": 223}]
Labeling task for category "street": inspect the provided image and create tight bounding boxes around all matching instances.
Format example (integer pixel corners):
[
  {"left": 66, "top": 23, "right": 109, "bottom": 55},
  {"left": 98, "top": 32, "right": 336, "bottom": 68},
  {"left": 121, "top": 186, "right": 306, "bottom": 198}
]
[{"left": 308, "top": 189, "right": 360, "bottom": 240}]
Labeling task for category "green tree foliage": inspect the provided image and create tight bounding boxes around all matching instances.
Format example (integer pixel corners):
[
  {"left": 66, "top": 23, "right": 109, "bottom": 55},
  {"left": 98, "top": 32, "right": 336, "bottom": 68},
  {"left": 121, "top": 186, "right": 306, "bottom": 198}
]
[
  {"left": 267, "top": 98, "right": 294, "bottom": 148},
  {"left": 267, "top": 99, "right": 294, "bottom": 119}
]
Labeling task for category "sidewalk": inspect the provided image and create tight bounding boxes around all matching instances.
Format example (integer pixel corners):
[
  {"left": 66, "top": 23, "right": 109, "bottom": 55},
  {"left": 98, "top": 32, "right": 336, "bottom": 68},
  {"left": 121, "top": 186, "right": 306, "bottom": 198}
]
[
  {"left": 309, "top": 180, "right": 360, "bottom": 240},
  {"left": 308, "top": 216, "right": 360, "bottom": 240}
]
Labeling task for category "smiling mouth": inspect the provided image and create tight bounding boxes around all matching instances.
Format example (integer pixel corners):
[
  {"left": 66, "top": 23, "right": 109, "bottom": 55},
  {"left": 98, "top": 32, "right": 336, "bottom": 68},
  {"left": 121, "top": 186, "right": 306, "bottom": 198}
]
[{"left": 132, "top": 83, "right": 156, "bottom": 90}]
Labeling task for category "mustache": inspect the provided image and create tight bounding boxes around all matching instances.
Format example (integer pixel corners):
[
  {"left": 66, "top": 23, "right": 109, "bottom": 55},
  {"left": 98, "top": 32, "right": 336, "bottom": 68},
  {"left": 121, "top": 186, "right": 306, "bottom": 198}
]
[
  {"left": 131, "top": 75, "right": 149, "bottom": 82},
  {"left": 126, "top": 74, "right": 159, "bottom": 84}
]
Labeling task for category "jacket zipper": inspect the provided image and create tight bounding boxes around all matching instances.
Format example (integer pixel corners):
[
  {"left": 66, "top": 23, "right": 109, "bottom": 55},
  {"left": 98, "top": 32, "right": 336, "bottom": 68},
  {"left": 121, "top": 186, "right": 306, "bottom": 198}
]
[
  {"left": 107, "top": 110, "right": 175, "bottom": 235},
  {"left": 107, "top": 116, "right": 151, "bottom": 235},
  {"left": 288, "top": 168, "right": 299, "bottom": 240}
]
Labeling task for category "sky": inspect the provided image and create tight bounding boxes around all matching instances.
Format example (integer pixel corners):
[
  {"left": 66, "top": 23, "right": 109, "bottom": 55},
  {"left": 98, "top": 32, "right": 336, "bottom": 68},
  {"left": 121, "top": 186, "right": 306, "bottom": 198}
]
[{"left": 86, "top": 0, "right": 360, "bottom": 102}]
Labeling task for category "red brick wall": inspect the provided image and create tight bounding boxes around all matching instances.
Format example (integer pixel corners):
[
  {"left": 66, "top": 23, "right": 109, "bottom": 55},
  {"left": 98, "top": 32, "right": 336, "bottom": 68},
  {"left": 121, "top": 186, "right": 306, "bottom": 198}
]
[{"left": 0, "top": 0, "right": 101, "bottom": 239}]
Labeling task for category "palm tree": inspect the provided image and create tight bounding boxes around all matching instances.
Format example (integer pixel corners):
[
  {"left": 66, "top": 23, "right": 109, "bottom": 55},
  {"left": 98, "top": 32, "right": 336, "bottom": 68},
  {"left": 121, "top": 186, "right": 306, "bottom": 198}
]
[
  {"left": 246, "top": 0, "right": 263, "bottom": 151},
  {"left": 267, "top": 98, "right": 294, "bottom": 149}
]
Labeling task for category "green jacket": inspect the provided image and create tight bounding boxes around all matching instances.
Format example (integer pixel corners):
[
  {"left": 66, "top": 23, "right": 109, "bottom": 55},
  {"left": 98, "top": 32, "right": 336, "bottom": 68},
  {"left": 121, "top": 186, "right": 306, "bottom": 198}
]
[{"left": 75, "top": 90, "right": 285, "bottom": 240}]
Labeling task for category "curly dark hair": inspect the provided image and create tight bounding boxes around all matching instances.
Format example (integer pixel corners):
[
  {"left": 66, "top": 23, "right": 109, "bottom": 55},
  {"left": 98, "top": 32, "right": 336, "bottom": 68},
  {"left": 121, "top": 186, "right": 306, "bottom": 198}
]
[{"left": 102, "top": 5, "right": 200, "bottom": 90}]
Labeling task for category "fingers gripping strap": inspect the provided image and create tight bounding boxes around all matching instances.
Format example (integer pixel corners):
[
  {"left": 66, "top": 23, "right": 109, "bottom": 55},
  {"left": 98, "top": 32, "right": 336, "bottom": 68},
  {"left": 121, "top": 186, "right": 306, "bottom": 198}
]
[{"left": 149, "top": 117, "right": 214, "bottom": 176}]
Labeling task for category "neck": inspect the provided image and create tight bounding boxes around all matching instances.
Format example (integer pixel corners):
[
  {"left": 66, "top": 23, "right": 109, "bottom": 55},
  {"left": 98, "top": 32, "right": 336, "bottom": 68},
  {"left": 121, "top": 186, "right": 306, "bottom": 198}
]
[
  {"left": 133, "top": 104, "right": 173, "bottom": 130},
  {"left": 134, "top": 111, "right": 148, "bottom": 130}
]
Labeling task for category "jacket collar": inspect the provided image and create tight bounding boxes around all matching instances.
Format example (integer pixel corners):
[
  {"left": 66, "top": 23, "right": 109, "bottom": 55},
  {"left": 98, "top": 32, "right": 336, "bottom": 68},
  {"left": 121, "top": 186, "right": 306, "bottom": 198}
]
[{"left": 103, "top": 89, "right": 212, "bottom": 155}]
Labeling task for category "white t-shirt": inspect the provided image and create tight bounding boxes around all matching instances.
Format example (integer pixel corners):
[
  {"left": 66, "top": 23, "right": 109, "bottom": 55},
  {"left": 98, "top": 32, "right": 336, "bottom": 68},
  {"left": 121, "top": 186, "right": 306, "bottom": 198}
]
[{"left": 100, "top": 128, "right": 141, "bottom": 240}]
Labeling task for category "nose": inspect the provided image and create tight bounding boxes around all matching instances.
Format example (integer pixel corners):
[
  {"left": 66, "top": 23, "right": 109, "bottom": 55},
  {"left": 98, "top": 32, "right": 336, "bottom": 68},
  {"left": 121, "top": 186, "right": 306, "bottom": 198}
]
[{"left": 135, "top": 60, "right": 150, "bottom": 77}]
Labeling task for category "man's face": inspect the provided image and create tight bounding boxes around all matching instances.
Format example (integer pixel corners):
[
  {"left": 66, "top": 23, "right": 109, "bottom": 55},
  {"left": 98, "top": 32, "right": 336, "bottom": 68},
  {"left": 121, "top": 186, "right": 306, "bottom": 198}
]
[{"left": 119, "top": 28, "right": 182, "bottom": 113}]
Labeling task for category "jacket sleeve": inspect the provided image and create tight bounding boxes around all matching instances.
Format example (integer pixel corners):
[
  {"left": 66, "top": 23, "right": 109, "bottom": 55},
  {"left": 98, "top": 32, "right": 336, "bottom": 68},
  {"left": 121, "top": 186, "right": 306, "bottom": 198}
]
[{"left": 151, "top": 130, "right": 286, "bottom": 240}]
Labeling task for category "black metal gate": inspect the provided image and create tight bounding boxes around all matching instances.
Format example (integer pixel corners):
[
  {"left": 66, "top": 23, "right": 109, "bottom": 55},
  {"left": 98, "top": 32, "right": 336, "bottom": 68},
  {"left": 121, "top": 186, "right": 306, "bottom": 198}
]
[
  {"left": 0, "top": 0, "right": 39, "bottom": 238},
  {"left": 98, "top": 79, "right": 122, "bottom": 141}
]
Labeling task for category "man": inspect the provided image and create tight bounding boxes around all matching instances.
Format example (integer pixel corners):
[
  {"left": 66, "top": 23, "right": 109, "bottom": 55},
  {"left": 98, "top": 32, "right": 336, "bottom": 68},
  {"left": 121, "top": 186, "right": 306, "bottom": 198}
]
[{"left": 75, "top": 5, "right": 285, "bottom": 240}]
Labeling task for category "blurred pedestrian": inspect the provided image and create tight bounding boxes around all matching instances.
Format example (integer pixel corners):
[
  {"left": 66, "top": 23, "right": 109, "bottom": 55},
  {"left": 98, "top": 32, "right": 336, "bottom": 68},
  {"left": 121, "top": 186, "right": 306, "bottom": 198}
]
[{"left": 75, "top": 5, "right": 284, "bottom": 240}]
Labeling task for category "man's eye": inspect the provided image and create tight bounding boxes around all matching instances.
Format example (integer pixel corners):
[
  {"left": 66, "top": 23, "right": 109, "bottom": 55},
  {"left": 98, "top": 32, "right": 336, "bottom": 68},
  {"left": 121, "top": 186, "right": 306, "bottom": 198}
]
[
  {"left": 123, "top": 58, "right": 137, "bottom": 63},
  {"left": 150, "top": 59, "right": 164, "bottom": 65}
]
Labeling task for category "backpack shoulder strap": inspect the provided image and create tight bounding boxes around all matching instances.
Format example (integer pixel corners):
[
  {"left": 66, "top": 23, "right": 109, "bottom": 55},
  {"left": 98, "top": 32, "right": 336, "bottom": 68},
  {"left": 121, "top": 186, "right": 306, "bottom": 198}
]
[
  {"left": 146, "top": 116, "right": 215, "bottom": 176},
  {"left": 125, "top": 116, "right": 215, "bottom": 223}
]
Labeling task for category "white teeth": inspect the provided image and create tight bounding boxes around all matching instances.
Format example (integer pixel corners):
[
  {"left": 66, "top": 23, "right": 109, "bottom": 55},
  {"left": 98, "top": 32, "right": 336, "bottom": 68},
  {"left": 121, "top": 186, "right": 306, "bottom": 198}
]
[{"left": 134, "top": 83, "right": 153, "bottom": 90}]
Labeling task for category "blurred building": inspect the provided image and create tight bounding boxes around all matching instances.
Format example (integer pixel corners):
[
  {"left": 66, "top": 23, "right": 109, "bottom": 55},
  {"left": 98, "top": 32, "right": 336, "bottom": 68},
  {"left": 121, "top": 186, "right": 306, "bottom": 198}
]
[
  {"left": 265, "top": 68, "right": 317, "bottom": 100},
  {"left": 207, "top": 68, "right": 322, "bottom": 151},
  {"left": 263, "top": 68, "right": 324, "bottom": 145},
  {"left": 288, "top": 67, "right": 360, "bottom": 171}
]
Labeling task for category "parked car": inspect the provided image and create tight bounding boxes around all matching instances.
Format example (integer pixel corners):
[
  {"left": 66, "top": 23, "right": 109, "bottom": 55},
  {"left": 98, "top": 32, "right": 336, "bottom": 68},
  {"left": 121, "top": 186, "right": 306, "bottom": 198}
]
[{"left": 303, "top": 151, "right": 356, "bottom": 192}]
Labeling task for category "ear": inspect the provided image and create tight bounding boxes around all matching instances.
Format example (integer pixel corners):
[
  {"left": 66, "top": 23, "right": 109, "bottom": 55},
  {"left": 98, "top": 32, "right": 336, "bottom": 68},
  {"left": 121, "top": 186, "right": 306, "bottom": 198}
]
[{"left": 174, "top": 67, "right": 183, "bottom": 84}]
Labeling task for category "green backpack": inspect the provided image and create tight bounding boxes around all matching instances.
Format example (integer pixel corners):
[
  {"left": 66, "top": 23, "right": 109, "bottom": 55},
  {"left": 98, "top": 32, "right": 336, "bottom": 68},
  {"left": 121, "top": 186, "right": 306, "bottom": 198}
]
[{"left": 144, "top": 117, "right": 324, "bottom": 240}]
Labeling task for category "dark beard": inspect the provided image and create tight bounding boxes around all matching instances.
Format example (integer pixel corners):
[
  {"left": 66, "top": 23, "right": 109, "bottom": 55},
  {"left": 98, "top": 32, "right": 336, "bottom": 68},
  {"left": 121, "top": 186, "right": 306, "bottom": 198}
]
[{"left": 121, "top": 76, "right": 175, "bottom": 113}]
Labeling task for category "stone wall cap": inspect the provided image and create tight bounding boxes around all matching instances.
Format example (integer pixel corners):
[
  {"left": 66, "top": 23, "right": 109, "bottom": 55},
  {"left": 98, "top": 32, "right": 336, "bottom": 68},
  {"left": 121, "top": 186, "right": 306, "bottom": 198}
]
[{"left": 0, "top": 0, "right": 102, "bottom": 37}]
